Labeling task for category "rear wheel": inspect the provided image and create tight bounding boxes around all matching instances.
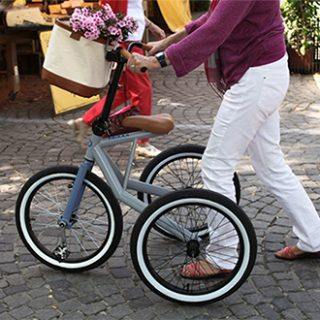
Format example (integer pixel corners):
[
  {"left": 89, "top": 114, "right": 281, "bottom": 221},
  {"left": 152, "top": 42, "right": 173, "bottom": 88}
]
[
  {"left": 138, "top": 144, "right": 241, "bottom": 204},
  {"left": 138, "top": 144, "right": 241, "bottom": 239},
  {"left": 131, "top": 189, "right": 257, "bottom": 304}
]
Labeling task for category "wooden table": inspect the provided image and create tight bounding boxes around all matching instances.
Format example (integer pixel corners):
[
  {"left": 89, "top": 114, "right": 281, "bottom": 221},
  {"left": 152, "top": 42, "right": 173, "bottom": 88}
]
[{"left": 0, "top": 25, "right": 52, "bottom": 100}]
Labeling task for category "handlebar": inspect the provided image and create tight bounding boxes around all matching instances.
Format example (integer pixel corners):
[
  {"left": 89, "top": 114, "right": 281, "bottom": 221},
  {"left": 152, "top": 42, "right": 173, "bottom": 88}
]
[
  {"left": 127, "top": 42, "right": 152, "bottom": 53},
  {"left": 96, "top": 42, "right": 152, "bottom": 127},
  {"left": 120, "top": 42, "right": 152, "bottom": 73}
]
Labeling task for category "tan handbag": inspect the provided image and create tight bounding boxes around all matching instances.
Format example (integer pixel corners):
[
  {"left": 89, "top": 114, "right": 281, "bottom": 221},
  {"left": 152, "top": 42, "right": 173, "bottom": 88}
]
[{"left": 42, "top": 19, "right": 113, "bottom": 98}]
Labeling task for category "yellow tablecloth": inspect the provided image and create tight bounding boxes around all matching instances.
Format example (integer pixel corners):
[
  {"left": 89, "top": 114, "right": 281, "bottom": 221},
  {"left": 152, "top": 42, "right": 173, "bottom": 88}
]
[{"left": 157, "top": 0, "right": 192, "bottom": 32}]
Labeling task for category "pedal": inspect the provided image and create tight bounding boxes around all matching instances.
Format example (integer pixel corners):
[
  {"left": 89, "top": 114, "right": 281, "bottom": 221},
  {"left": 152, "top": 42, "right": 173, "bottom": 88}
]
[{"left": 53, "top": 245, "right": 70, "bottom": 261}]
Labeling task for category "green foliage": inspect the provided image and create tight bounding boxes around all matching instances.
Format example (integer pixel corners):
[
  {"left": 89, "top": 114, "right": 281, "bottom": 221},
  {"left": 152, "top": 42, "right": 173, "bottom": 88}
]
[{"left": 281, "top": 0, "right": 320, "bottom": 56}]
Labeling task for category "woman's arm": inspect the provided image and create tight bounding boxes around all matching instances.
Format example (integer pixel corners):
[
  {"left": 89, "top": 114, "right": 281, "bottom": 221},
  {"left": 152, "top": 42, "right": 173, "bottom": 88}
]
[
  {"left": 185, "top": 12, "right": 209, "bottom": 34},
  {"left": 145, "top": 17, "right": 166, "bottom": 40},
  {"left": 166, "top": 0, "right": 256, "bottom": 77},
  {"left": 126, "top": 29, "right": 186, "bottom": 70},
  {"left": 147, "top": 10, "right": 209, "bottom": 55},
  {"left": 128, "top": 1, "right": 255, "bottom": 75},
  {"left": 162, "top": 29, "right": 188, "bottom": 49},
  {"left": 148, "top": 28, "right": 188, "bottom": 55}
]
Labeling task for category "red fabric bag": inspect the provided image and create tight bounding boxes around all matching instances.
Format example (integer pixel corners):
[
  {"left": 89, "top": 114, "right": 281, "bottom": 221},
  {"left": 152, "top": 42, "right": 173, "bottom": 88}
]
[{"left": 101, "top": 0, "right": 128, "bottom": 14}]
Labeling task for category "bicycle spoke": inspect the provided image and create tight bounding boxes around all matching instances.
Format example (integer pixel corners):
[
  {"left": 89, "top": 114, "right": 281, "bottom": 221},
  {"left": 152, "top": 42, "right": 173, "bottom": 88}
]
[
  {"left": 27, "top": 176, "right": 112, "bottom": 263},
  {"left": 71, "top": 229, "right": 89, "bottom": 255},
  {"left": 143, "top": 200, "right": 244, "bottom": 296}
]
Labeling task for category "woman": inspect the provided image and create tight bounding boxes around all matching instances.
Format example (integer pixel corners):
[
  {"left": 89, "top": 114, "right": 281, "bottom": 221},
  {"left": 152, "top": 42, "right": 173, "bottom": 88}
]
[
  {"left": 128, "top": 0, "right": 320, "bottom": 278},
  {"left": 69, "top": 0, "right": 165, "bottom": 157}
]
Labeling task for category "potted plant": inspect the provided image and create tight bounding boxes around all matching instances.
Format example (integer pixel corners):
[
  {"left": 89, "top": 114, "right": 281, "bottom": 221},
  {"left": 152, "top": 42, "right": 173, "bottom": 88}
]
[{"left": 281, "top": 0, "right": 320, "bottom": 73}]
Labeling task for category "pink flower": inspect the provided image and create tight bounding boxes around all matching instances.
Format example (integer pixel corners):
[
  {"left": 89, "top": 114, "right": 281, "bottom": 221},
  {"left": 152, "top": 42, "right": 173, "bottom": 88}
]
[
  {"left": 107, "top": 26, "right": 118, "bottom": 35},
  {"left": 70, "top": 5, "right": 138, "bottom": 43},
  {"left": 117, "top": 20, "right": 126, "bottom": 28}
]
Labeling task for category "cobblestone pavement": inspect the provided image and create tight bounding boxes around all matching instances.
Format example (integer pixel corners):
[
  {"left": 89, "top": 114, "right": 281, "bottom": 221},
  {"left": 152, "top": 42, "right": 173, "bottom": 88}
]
[{"left": 1, "top": 68, "right": 320, "bottom": 320}]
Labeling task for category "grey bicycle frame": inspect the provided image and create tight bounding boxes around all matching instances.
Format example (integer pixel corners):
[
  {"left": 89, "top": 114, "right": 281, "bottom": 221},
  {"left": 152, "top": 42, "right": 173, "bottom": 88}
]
[{"left": 60, "top": 130, "right": 195, "bottom": 241}]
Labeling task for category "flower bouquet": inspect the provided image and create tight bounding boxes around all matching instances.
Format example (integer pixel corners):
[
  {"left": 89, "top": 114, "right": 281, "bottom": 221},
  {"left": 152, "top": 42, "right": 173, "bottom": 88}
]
[
  {"left": 42, "top": 5, "right": 138, "bottom": 98},
  {"left": 70, "top": 5, "right": 138, "bottom": 42}
]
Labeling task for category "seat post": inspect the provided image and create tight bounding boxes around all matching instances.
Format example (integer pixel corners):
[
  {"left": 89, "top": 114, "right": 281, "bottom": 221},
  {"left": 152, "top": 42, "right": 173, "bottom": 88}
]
[{"left": 123, "top": 139, "right": 137, "bottom": 190}]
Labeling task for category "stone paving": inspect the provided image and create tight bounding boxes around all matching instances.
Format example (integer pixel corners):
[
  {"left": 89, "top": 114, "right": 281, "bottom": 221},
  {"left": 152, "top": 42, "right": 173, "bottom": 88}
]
[{"left": 0, "top": 68, "right": 320, "bottom": 320}]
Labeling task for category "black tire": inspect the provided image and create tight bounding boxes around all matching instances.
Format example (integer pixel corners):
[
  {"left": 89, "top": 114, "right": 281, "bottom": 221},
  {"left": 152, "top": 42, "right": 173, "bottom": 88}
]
[
  {"left": 138, "top": 144, "right": 241, "bottom": 205},
  {"left": 131, "top": 189, "right": 256, "bottom": 304},
  {"left": 138, "top": 144, "right": 241, "bottom": 239},
  {"left": 16, "top": 166, "right": 123, "bottom": 272}
]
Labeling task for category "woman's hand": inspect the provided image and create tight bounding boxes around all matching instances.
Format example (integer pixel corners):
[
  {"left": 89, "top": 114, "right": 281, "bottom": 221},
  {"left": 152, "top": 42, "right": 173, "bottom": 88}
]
[
  {"left": 127, "top": 53, "right": 161, "bottom": 74},
  {"left": 147, "top": 39, "right": 169, "bottom": 56},
  {"left": 148, "top": 22, "right": 166, "bottom": 40}
]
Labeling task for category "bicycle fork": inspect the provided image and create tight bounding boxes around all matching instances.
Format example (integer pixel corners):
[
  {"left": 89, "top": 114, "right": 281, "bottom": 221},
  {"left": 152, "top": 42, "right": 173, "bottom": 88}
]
[
  {"left": 59, "top": 160, "right": 94, "bottom": 228},
  {"left": 54, "top": 160, "right": 94, "bottom": 261}
]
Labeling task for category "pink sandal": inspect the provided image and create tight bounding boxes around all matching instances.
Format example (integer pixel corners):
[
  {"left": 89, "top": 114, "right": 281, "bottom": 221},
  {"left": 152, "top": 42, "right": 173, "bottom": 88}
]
[
  {"left": 180, "top": 260, "right": 232, "bottom": 280},
  {"left": 275, "top": 246, "right": 320, "bottom": 260}
]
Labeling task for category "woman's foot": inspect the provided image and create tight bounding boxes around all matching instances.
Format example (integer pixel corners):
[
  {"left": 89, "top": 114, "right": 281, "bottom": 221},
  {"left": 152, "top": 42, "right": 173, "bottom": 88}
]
[
  {"left": 67, "top": 118, "right": 89, "bottom": 149},
  {"left": 136, "top": 143, "right": 161, "bottom": 158},
  {"left": 275, "top": 246, "right": 320, "bottom": 260},
  {"left": 180, "top": 260, "right": 232, "bottom": 280}
]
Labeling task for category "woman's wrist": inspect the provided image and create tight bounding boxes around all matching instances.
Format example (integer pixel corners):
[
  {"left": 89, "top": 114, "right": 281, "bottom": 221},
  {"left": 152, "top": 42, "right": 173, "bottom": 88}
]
[
  {"left": 162, "top": 35, "right": 176, "bottom": 51},
  {"left": 165, "top": 34, "right": 176, "bottom": 47},
  {"left": 167, "top": 29, "right": 187, "bottom": 46},
  {"left": 153, "top": 52, "right": 170, "bottom": 68},
  {"left": 150, "top": 56, "right": 161, "bottom": 69}
]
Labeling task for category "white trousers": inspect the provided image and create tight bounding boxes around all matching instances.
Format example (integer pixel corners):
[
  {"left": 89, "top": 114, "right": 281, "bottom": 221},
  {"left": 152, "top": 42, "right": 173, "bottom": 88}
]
[{"left": 202, "top": 55, "right": 320, "bottom": 269}]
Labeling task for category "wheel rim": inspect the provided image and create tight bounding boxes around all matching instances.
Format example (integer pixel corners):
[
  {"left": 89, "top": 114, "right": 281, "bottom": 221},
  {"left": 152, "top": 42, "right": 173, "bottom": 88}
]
[
  {"left": 19, "top": 173, "right": 116, "bottom": 269},
  {"left": 144, "top": 153, "right": 204, "bottom": 204},
  {"left": 142, "top": 151, "right": 241, "bottom": 206},
  {"left": 142, "top": 151, "right": 241, "bottom": 239},
  {"left": 144, "top": 153, "right": 207, "bottom": 238},
  {"left": 135, "top": 198, "right": 252, "bottom": 303}
]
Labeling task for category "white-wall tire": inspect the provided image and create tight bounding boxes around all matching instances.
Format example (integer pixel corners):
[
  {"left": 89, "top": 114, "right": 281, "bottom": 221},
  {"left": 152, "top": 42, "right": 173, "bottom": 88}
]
[
  {"left": 131, "top": 189, "right": 256, "bottom": 304},
  {"left": 16, "top": 166, "right": 123, "bottom": 272}
]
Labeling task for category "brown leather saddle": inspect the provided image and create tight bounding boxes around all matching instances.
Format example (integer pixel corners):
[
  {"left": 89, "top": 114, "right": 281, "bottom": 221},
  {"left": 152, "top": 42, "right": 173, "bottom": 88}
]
[
  {"left": 106, "top": 110, "right": 174, "bottom": 137},
  {"left": 122, "top": 114, "right": 174, "bottom": 135}
]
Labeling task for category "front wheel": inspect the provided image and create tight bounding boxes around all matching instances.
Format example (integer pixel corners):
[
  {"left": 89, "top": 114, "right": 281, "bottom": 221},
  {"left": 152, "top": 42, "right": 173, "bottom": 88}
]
[
  {"left": 131, "top": 189, "right": 257, "bottom": 304},
  {"left": 16, "top": 166, "right": 123, "bottom": 272}
]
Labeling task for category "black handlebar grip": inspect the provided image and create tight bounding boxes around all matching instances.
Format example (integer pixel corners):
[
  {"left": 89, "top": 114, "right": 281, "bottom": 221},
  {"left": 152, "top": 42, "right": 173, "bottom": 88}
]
[{"left": 128, "top": 42, "right": 144, "bottom": 53}]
